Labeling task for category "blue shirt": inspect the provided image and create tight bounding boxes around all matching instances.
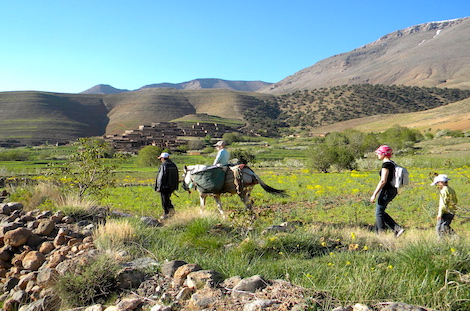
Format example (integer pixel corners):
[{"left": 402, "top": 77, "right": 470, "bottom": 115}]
[{"left": 214, "top": 148, "right": 230, "bottom": 165}]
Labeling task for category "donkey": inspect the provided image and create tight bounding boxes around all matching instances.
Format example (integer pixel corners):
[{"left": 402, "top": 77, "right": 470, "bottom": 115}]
[{"left": 182, "top": 164, "right": 285, "bottom": 215}]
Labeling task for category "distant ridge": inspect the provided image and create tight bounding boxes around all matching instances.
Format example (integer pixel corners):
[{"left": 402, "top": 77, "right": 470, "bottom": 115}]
[
  {"left": 81, "top": 84, "right": 129, "bottom": 94},
  {"left": 261, "top": 17, "right": 470, "bottom": 94},
  {"left": 82, "top": 79, "right": 272, "bottom": 94}
]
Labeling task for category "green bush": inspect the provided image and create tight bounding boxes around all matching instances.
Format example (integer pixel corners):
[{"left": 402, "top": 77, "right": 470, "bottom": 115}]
[
  {"left": 231, "top": 149, "right": 256, "bottom": 164},
  {"left": 222, "top": 132, "right": 244, "bottom": 144},
  {"left": 135, "top": 145, "right": 162, "bottom": 167},
  {"left": 0, "top": 149, "right": 30, "bottom": 161},
  {"left": 55, "top": 254, "right": 120, "bottom": 308},
  {"left": 50, "top": 138, "right": 121, "bottom": 198}
]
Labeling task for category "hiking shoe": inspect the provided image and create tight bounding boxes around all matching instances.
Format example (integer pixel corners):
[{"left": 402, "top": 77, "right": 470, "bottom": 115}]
[{"left": 395, "top": 228, "right": 405, "bottom": 238}]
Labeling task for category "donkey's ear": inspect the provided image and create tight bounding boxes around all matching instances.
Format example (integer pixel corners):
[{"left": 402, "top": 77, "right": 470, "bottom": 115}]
[{"left": 184, "top": 165, "right": 187, "bottom": 171}]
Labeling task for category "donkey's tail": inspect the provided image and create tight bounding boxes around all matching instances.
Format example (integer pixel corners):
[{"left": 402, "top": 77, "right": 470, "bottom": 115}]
[{"left": 244, "top": 166, "right": 287, "bottom": 196}]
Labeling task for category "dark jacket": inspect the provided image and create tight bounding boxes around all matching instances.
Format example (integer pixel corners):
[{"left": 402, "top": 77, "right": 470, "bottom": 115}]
[{"left": 155, "top": 159, "right": 179, "bottom": 192}]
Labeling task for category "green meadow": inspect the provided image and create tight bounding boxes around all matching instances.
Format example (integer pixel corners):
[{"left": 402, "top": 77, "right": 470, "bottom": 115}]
[{"left": 1, "top": 136, "right": 470, "bottom": 310}]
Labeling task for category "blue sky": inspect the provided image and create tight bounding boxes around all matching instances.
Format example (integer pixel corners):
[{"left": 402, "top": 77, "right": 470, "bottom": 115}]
[{"left": 1, "top": 0, "right": 468, "bottom": 93}]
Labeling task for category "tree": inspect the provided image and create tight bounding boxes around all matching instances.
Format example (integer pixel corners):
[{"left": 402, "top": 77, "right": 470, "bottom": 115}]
[
  {"left": 231, "top": 149, "right": 256, "bottom": 164},
  {"left": 307, "top": 144, "right": 337, "bottom": 173},
  {"left": 222, "top": 132, "right": 244, "bottom": 145},
  {"left": 135, "top": 146, "right": 162, "bottom": 167},
  {"left": 53, "top": 138, "right": 121, "bottom": 198}
]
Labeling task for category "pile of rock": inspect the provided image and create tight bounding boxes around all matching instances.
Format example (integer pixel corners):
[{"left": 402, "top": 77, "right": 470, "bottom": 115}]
[
  {"left": 0, "top": 202, "right": 434, "bottom": 311},
  {"left": 0, "top": 202, "right": 98, "bottom": 311}
]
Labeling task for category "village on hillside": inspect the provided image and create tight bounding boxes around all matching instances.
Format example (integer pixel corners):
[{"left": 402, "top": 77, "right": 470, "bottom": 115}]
[{"left": 104, "top": 121, "right": 239, "bottom": 152}]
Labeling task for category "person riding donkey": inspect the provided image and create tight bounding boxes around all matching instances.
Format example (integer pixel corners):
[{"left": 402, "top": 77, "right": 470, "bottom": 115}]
[{"left": 213, "top": 140, "right": 248, "bottom": 194}]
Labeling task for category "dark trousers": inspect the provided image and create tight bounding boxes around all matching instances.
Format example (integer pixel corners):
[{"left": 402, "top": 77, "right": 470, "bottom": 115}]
[
  {"left": 436, "top": 213, "right": 455, "bottom": 237},
  {"left": 160, "top": 190, "right": 174, "bottom": 215},
  {"left": 375, "top": 187, "right": 401, "bottom": 234}
]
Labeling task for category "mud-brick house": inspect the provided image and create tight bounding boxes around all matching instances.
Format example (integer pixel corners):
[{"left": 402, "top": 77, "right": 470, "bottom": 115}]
[{"left": 105, "top": 121, "right": 240, "bottom": 152}]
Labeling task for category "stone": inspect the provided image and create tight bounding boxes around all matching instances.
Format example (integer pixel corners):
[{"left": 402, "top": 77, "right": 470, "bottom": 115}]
[
  {"left": 3, "top": 276, "right": 19, "bottom": 292},
  {"left": 38, "top": 241, "right": 54, "bottom": 254},
  {"left": 83, "top": 236, "right": 94, "bottom": 243},
  {"left": 116, "top": 297, "right": 143, "bottom": 310},
  {"left": 232, "top": 275, "right": 268, "bottom": 294},
  {"left": 161, "top": 260, "right": 187, "bottom": 277},
  {"left": 36, "top": 211, "right": 52, "bottom": 219},
  {"left": 2, "top": 297, "right": 19, "bottom": 311},
  {"left": 37, "top": 267, "right": 59, "bottom": 288},
  {"left": 84, "top": 305, "right": 105, "bottom": 311},
  {"left": 67, "top": 238, "right": 81, "bottom": 246},
  {"left": 11, "top": 290, "right": 28, "bottom": 303},
  {"left": 17, "top": 272, "right": 37, "bottom": 290},
  {"left": 1, "top": 222, "right": 23, "bottom": 235},
  {"left": 150, "top": 305, "right": 172, "bottom": 311},
  {"left": 122, "top": 257, "right": 159, "bottom": 270},
  {"left": 53, "top": 235, "right": 67, "bottom": 247},
  {"left": 332, "top": 307, "right": 353, "bottom": 311},
  {"left": 116, "top": 268, "right": 145, "bottom": 289},
  {"left": 5, "top": 210, "right": 23, "bottom": 222},
  {"left": 222, "top": 276, "right": 242, "bottom": 289},
  {"left": 19, "top": 295, "right": 60, "bottom": 311},
  {"left": 243, "top": 299, "right": 278, "bottom": 311},
  {"left": 22, "top": 251, "right": 46, "bottom": 270},
  {"left": 353, "top": 303, "right": 371, "bottom": 311},
  {"left": 7, "top": 202, "right": 23, "bottom": 211},
  {"left": 34, "top": 220, "right": 55, "bottom": 236},
  {"left": 189, "top": 288, "right": 223, "bottom": 309},
  {"left": 262, "top": 225, "right": 290, "bottom": 234},
  {"left": 380, "top": 302, "right": 428, "bottom": 311},
  {"left": 4, "top": 228, "right": 32, "bottom": 247},
  {"left": 26, "top": 235, "right": 45, "bottom": 248},
  {"left": 186, "top": 270, "right": 225, "bottom": 289},
  {"left": 55, "top": 259, "right": 78, "bottom": 275},
  {"left": 141, "top": 216, "right": 161, "bottom": 227},
  {"left": 0, "top": 204, "right": 11, "bottom": 215},
  {"left": 175, "top": 287, "right": 194, "bottom": 300},
  {"left": 0, "top": 246, "right": 13, "bottom": 261},
  {"left": 173, "top": 263, "right": 202, "bottom": 287},
  {"left": 62, "top": 215, "right": 74, "bottom": 224}
]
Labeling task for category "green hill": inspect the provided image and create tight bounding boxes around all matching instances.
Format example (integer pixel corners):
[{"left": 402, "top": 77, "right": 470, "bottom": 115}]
[
  {"left": 0, "top": 88, "right": 274, "bottom": 145},
  {"left": 1, "top": 85, "right": 469, "bottom": 145}
]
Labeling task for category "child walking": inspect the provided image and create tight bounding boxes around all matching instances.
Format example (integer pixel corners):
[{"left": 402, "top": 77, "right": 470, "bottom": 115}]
[{"left": 430, "top": 174, "right": 458, "bottom": 238}]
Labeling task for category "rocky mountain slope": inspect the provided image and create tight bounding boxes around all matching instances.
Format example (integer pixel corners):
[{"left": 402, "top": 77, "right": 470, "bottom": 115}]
[{"left": 261, "top": 17, "right": 470, "bottom": 94}]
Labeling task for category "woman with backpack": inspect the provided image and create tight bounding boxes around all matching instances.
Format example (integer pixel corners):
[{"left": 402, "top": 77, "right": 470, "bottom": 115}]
[{"left": 370, "top": 145, "right": 405, "bottom": 237}]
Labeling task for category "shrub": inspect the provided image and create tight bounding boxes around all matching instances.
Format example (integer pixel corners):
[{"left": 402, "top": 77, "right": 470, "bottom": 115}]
[
  {"left": 50, "top": 138, "right": 121, "bottom": 198},
  {"left": 231, "top": 149, "right": 256, "bottom": 164},
  {"left": 222, "top": 132, "right": 244, "bottom": 144},
  {"left": 187, "top": 139, "right": 206, "bottom": 150},
  {"left": 0, "top": 149, "right": 30, "bottom": 161},
  {"left": 55, "top": 254, "right": 120, "bottom": 308},
  {"left": 135, "top": 145, "right": 162, "bottom": 167}
]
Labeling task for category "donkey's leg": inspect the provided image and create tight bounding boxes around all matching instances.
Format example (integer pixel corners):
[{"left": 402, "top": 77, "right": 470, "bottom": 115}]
[
  {"left": 214, "top": 194, "right": 225, "bottom": 216},
  {"left": 199, "top": 193, "right": 207, "bottom": 214},
  {"left": 238, "top": 190, "right": 253, "bottom": 211}
]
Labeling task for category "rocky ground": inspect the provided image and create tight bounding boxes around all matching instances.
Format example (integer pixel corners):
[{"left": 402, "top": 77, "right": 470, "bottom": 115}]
[{"left": 0, "top": 201, "right": 436, "bottom": 311}]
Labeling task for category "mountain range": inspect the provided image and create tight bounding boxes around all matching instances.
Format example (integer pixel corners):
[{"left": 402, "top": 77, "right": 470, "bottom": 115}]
[
  {"left": 1, "top": 17, "right": 470, "bottom": 146},
  {"left": 81, "top": 79, "right": 272, "bottom": 94}
]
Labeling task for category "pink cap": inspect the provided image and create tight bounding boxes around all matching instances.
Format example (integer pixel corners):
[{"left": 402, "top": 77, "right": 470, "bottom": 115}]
[{"left": 375, "top": 145, "right": 393, "bottom": 158}]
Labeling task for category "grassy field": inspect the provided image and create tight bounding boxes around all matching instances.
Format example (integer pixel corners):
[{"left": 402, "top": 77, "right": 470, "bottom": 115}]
[{"left": 2, "top": 136, "right": 470, "bottom": 310}]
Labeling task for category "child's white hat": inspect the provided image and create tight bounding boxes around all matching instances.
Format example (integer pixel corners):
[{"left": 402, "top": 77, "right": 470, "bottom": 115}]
[{"left": 430, "top": 174, "right": 450, "bottom": 186}]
